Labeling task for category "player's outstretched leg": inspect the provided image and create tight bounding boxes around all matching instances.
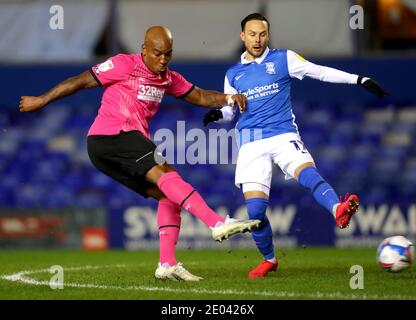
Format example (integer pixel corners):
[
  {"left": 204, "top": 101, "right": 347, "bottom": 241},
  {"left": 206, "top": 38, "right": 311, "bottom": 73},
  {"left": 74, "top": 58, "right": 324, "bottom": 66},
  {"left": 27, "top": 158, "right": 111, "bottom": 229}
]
[
  {"left": 297, "top": 166, "right": 359, "bottom": 228},
  {"left": 155, "top": 171, "right": 261, "bottom": 241},
  {"left": 245, "top": 198, "right": 278, "bottom": 278}
]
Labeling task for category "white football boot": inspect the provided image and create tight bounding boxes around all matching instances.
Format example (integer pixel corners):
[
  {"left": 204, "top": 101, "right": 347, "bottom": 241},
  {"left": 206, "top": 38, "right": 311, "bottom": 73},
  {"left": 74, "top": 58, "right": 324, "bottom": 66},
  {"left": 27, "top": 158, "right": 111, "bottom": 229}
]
[
  {"left": 155, "top": 262, "right": 203, "bottom": 281},
  {"left": 210, "top": 215, "right": 261, "bottom": 242}
]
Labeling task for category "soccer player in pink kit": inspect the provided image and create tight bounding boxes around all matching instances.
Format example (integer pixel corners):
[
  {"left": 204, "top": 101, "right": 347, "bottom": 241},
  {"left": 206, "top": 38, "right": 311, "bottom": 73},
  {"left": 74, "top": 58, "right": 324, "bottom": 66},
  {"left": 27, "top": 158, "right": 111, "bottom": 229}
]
[{"left": 19, "top": 26, "right": 261, "bottom": 281}]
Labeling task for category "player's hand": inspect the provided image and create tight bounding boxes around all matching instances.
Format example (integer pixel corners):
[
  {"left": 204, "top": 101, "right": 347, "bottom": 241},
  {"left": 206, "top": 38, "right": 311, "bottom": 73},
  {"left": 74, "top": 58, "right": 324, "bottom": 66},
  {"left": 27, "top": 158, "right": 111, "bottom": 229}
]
[
  {"left": 203, "top": 109, "right": 223, "bottom": 126},
  {"left": 358, "top": 76, "right": 388, "bottom": 99},
  {"left": 19, "top": 96, "right": 47, "bottom": 112},
  {"left": 227, "top": 94, "right": 247, "bottom": 113}
]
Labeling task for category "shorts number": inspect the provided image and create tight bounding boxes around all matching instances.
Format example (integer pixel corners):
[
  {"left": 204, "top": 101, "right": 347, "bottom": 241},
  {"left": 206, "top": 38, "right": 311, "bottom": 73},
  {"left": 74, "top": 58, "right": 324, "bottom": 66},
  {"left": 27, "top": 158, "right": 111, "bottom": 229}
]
[{"left": 290, "top": 140, "right": 308, "bottom": 154}]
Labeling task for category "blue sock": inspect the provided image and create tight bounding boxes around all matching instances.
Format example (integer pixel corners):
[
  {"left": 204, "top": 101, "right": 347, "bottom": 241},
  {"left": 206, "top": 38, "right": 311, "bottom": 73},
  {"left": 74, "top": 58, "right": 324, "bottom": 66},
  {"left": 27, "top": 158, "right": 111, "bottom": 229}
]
[
  {"left": 246, "top": 198, "right": 275, "bottom": 260},
  {"left": 298, "top": 166, "right": 339, "bottom": 215}
]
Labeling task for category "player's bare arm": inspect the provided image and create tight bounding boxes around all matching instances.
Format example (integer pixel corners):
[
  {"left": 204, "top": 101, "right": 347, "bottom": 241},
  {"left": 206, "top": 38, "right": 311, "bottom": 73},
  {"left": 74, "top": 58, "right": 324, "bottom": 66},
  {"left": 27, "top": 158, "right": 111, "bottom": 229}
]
[
  {"left": 183, "top": 86, "right": 246, "bottom": 112},
  {"left": 19, "top": 70, "right": 98, "bottom": 112}
]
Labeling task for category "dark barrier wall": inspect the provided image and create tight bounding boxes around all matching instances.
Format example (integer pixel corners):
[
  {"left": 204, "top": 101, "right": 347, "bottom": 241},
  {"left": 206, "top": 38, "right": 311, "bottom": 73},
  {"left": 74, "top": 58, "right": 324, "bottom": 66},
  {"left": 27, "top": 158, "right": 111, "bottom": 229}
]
[
  {"left": 1, "top": 57, "right": 416, "bottom": 109},
  {"left": 110, "top": 203, "right": 416, "bottom": 248}
]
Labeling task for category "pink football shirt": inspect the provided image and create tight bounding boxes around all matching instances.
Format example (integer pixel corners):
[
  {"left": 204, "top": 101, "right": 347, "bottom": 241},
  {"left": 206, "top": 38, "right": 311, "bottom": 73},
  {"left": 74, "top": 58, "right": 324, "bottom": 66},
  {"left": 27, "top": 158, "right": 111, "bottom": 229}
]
[{"left": 88, "top": 53, "right": 193, "bottom": 138}]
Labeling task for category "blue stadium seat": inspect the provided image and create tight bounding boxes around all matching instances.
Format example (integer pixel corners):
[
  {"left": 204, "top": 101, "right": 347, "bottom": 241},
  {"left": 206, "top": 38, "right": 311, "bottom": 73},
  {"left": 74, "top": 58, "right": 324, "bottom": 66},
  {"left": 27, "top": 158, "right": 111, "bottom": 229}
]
[{"left": 1, "top": 104, "right": 415, "bottom": 210}]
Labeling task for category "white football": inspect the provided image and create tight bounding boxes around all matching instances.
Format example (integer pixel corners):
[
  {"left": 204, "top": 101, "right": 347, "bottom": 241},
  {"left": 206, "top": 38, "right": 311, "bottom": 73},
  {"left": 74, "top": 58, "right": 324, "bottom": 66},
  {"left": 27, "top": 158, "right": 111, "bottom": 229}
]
[{"left": 377, "top": 236, "right": 414, "bottom": 272}]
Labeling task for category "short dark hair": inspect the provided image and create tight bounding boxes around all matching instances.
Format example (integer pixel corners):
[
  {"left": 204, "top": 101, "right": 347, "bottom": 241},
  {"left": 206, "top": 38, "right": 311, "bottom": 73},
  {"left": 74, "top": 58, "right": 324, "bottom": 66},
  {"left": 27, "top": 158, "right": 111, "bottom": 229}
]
[{"left": 241, "top": 13, "right": 270, "bottom": 31}]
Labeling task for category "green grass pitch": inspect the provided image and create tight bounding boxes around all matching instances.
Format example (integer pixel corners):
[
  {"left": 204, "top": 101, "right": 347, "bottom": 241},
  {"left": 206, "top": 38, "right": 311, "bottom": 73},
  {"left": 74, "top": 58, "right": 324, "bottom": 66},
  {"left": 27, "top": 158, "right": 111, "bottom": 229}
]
[{"left": 0, "top": 248, "right": 414, "bottom": 300}]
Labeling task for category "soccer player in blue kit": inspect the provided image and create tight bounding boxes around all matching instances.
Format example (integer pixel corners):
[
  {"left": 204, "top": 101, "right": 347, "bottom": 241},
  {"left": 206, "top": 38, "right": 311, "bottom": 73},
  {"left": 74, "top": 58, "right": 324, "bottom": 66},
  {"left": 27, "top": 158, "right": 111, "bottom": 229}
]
[{"left": 204, "top": 13, "right": 388, "bottom": 278}]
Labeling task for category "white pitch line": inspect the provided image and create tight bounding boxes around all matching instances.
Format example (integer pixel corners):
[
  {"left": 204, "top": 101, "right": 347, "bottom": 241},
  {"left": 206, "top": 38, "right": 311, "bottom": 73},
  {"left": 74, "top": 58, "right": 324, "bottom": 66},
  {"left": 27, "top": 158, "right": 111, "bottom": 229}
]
[{"left": 0, "top": 264, "right": 412, "bottom": 300}]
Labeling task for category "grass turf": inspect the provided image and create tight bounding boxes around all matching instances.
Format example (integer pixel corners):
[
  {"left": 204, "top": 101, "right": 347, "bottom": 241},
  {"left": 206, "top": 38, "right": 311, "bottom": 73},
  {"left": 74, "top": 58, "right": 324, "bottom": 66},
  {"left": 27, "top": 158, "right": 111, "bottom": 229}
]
[{"left": 0, "top": 248, "right": 414, "bottom": 300}]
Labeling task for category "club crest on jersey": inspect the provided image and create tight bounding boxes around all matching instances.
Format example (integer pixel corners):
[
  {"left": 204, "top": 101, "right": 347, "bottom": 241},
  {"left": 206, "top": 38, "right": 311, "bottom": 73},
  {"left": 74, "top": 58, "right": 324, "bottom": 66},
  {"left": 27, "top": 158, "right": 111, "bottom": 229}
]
[{"left": 265, "top": 62, "right": 276, "bottom": 75}]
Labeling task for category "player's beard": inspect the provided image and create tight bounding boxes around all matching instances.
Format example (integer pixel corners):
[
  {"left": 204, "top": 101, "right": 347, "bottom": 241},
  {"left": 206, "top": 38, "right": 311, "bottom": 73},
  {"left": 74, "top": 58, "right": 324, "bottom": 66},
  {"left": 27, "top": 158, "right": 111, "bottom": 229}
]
[{"left": 247, "top": 43, "right": 266, "bottom": 59}]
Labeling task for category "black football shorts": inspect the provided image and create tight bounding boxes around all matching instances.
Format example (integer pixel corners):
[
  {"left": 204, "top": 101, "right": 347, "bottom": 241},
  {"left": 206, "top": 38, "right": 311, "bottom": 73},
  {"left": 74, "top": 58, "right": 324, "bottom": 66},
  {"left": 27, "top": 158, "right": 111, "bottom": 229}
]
[{"left": 87, "top": 130, "right": 162, "bottom": 198}]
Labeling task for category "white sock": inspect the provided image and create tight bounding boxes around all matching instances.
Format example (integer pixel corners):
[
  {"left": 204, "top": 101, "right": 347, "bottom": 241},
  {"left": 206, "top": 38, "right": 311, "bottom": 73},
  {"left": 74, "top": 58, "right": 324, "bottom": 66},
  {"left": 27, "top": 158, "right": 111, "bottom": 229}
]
[
  {"left": 332, "top": 203, "right": 340, "bottom": 218},
  {"left": 267, "top": 258, "right": 277, "bottom": 264}
]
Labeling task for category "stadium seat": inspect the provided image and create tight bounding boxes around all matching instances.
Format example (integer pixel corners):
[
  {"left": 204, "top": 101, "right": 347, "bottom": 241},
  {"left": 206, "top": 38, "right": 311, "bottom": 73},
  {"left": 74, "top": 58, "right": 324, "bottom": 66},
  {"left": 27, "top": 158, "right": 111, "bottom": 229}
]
[{"left": 0, "top": 103, "right": 414, "bottom": 210}]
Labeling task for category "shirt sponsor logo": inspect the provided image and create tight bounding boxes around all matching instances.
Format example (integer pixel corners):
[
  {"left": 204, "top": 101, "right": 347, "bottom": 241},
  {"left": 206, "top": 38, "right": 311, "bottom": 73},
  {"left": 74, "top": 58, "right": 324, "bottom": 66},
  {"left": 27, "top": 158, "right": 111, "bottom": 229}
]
[
  {"left": 241, "top": 82, "right": 279, "bottom": 100},
  {"left": 137, "top": 85, "right": 165, "bottom": 103}
]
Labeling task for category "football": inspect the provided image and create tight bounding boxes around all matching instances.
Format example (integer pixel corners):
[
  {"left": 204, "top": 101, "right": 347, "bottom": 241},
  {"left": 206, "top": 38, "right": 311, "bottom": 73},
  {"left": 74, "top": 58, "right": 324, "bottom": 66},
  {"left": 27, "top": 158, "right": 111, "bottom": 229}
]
[{"left": 377, "top": 236, "right": 414, "bottom": 272}]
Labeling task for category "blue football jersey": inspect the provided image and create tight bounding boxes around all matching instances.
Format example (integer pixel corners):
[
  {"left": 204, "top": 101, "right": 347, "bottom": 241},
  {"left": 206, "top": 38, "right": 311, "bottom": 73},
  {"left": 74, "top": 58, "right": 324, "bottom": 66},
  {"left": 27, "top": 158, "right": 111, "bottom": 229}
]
[
  {"left": 222, "top": 48, "right": 358, "bottom": 146},
  {"left": 225, "top": 48, "right": 298, "bottom": 145}
]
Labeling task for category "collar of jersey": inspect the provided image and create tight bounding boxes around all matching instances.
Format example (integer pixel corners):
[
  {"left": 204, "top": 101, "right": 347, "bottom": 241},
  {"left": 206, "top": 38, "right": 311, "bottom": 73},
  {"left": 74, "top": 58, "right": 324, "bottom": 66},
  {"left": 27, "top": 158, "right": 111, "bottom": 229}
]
[{"left": 240, "top": 47, "right": 270, "bottom": 65}]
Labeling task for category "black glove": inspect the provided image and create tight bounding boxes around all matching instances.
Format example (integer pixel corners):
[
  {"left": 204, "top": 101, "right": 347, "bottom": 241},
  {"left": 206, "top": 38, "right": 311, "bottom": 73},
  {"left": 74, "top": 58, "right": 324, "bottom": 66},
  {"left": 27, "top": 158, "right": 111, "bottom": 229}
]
[
  {"left": 203, "top": 109, "right": 223, "bottom": 126},
  {"left": 358, "top": 76, "right": 388, "bottom": 99}
]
